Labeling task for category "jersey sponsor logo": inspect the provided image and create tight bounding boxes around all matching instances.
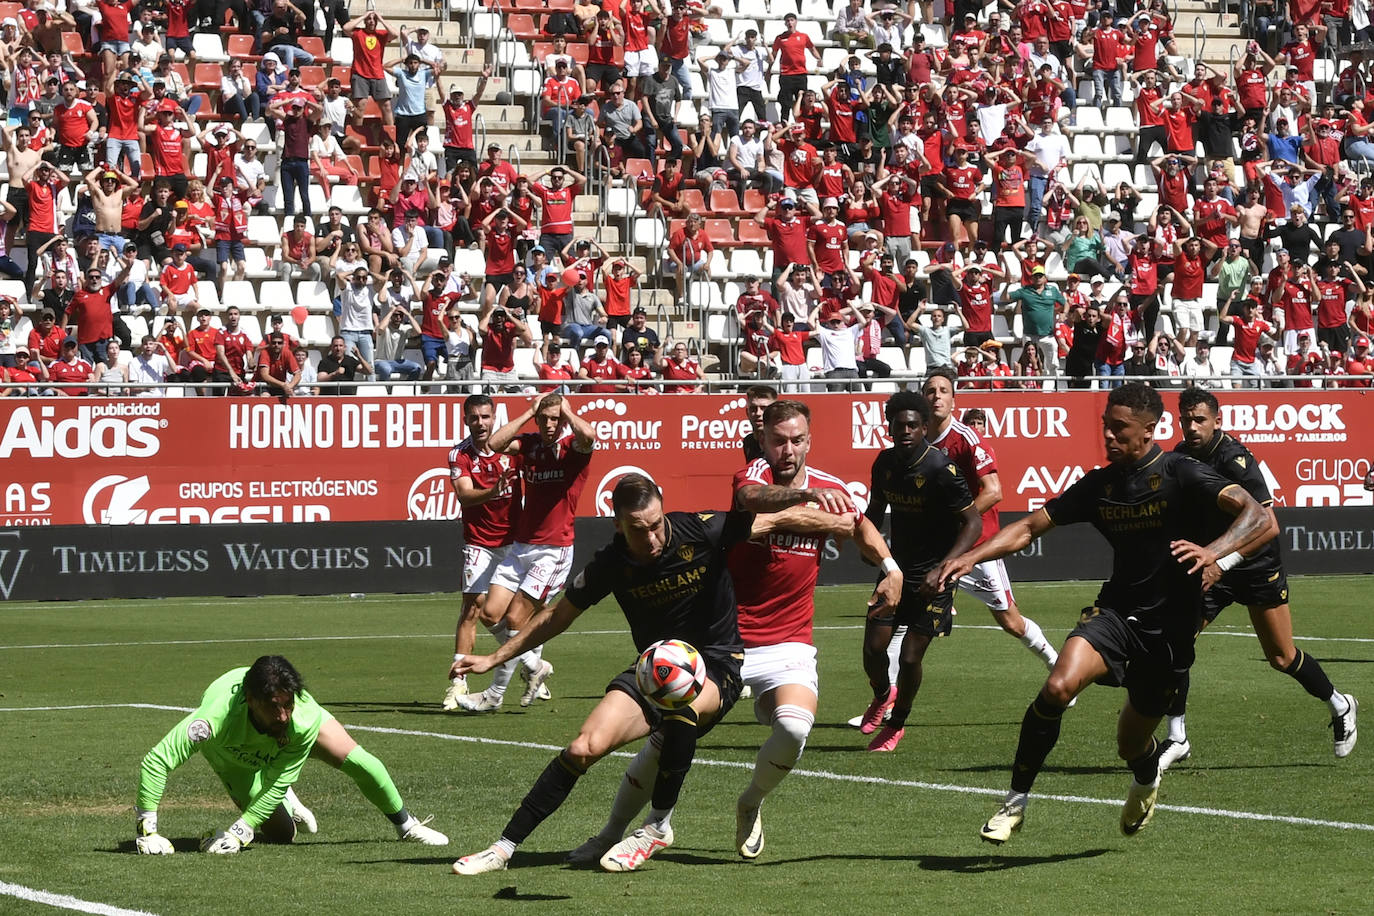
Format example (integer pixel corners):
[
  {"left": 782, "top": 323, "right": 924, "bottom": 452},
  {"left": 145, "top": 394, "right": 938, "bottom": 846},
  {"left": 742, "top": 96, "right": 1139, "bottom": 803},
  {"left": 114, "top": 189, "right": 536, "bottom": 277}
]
[
  {"left": 681, "top": 397, "right": 750, "bottom": 450},
  {"left": 187, "top": 718, "right": 212, "bottom": 744},
  {"left": 0, "top": 403, "right": 163, "bottom": 459},
  {"left": 677, "top": 543, "right": 694, "bottom": 562},
  {"left": 407, "top": 467, "right": 462, "bottom": 520},
  {"left": 575, "top": 398, "right": 663, "bottom": 450},
  {"left": 593, "top": 465, "right": 661, "bottom": 518}
]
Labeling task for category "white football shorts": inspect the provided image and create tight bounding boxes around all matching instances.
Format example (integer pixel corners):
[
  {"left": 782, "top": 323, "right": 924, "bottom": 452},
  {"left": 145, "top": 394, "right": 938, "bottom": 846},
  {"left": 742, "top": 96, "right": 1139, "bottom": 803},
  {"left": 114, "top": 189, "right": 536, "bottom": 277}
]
[{"left": 489, "top": 542, "right": 576, "bottom": 602}]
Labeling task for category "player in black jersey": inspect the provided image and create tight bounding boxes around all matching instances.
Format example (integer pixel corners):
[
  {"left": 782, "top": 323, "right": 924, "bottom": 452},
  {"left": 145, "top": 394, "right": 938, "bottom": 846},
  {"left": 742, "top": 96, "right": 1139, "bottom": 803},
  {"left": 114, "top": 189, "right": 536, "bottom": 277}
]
[
  {"left": 1158, "top": 387, "right": 1357, "bottom": 769},
  {"left": 450, "top": 473, "right": 857, "bottom": 876},
  {"left": 860, "top": 391, "right": 983, "bottom": 752},
  {"left": 741, "top": 384, "right": 778, "bottom": 464},
  {"left": 936, "top": 383, "right": 1275, "bottom": 843}
]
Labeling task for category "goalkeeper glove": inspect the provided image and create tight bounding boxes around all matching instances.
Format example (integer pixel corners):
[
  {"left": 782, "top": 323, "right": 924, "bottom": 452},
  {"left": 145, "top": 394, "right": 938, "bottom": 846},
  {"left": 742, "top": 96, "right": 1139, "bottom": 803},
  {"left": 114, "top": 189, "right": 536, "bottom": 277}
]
[
  {"left": 134, "top": 808, "right": 175, "bottom": 855},
  {"left": 200, "top": 818, "right": 254, "bottom": 854}
]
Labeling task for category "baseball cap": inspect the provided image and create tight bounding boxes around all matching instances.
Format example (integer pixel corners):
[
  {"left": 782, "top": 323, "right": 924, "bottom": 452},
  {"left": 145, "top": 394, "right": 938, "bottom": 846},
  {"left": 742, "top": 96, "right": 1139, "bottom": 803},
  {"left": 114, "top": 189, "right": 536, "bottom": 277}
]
[
  {"left": 102, "top": 170, "right": 118, "bottom": 180},
  {"left": 779, "top": 197, "right": 796, "bottom": 208},
  {"left": 821, "top": 197, "right": 839, "bottom": 209},
  {"left": 62, "top": 336, "right": 78, "bottom": 346},
  {"left": 594, "top": 339, "right": 609, "bottom": 347},
  {"left": 632, "top": 306, "right": 647, "bottom": 316},
  {"left": 488, "top": 142, "right": 502, "bottom": 151},
  {"left": 1031, "top": 266, "right": 1046, "bottom": 275},
  {"left": 1358, "top": 335, "right": 1371, "bottom": 348},
  {"left": 172, "top": 243, "right": 188, "bottom": 252},
  {"left": 2, "top": 17, "right": 17, "bottom": 26}
]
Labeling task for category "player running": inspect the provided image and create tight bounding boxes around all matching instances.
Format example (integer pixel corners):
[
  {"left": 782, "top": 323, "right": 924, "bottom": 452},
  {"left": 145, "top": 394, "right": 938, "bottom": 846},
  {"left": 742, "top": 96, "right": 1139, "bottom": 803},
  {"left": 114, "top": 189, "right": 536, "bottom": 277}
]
[
  {"left": 851, "top": 371, "right": 1058, "bottom": 731},
  {"left": 1160, "top": 388, "right": 1357, "bottom": 766},
  {"left": 450, "top": 474, "right": 857, "bottom": 875},
  {"left": 859, "top": 391, "right": 984, "bottom": 752},
  {"left": 135, "top": 656, "right": 447, "bottom": 855},
  {"left": 937, "top": 384, "right": 1274, "bottom": 843},
  {"left": 442, "top": 394, "right": 523, "bottom": 709},
  {"left": 564, "top": 400, "right": 903, "bottom": 863},
  {"left": 455, "top": 393, "right": 597, "bottom": 712}
]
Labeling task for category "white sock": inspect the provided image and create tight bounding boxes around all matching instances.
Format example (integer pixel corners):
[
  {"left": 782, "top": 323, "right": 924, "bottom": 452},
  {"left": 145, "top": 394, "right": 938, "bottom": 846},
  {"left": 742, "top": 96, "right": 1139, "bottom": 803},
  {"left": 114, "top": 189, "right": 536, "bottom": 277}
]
[
  {"left": 739, "top": 704, "right": 814, "bottom": 808},
  {"left": 1166, "top": 714, "right": 1187, "bottom": 743},
  {"left": 1018, "top": 617, "right": 1058, "bottom": 666},
  {"left": 886, "top": 626, "right": 905, "bottom": 684},
  {"left": 493, "top": 838, "right": 517, "bottom": 858},
  {"left": 490, "top": 657, "right": 517, "bottom": 696},
  {"left": 284, "top": 786, "right": 303, "bottom": 816},
  {"left": 599, "top": 737, "right": 660, "bottom": 841},
  {"left": 519, "top": 643, "right": 544, "bottom": 674},
  {"left": 1329, "top": 692, "right": 1350, "bottom": 716},
  {"left": 645, "top": 806, "right": 673, "bottom": 833},
  {"left": 486, "top": 620, "right": 511, "bottom": 643}
]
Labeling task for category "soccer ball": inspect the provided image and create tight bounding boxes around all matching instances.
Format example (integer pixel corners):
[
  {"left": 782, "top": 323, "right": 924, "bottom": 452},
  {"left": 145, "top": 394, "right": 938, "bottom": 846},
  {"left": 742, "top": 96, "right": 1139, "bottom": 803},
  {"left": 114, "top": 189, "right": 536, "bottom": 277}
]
[{"left": 634, "top": 639, "right": 707, "bottom": 710}]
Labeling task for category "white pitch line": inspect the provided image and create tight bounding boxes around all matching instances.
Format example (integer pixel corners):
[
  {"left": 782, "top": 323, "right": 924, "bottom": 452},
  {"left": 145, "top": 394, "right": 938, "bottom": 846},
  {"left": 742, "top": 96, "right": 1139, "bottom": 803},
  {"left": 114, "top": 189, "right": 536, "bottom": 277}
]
[
  {"left": 2, "top": 704, "right": 1370, "bottom": 834},
  {"left": 4, "top": 625, "right": 1373, "bottom": 652},
  {"left": 0, "top": 881, "right": 160, "bottom": 916}
]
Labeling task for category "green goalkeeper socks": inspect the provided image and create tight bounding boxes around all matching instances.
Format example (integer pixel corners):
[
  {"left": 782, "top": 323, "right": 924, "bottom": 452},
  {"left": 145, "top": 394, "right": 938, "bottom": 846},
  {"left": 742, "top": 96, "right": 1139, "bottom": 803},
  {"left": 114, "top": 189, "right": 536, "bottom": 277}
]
[{"left": 340, "top": 746, "right": 406, "bottom": 822}]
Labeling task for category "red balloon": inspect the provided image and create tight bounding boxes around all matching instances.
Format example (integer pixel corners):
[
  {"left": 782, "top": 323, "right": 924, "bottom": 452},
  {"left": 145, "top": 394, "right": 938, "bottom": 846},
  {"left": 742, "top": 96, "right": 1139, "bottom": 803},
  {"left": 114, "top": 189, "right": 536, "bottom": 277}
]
[
  {"left": 561, "top": 268, "right": 581, "bottom": 287},
  {"left": 290, "top": 305, "right": 309, "bottom": 325}
]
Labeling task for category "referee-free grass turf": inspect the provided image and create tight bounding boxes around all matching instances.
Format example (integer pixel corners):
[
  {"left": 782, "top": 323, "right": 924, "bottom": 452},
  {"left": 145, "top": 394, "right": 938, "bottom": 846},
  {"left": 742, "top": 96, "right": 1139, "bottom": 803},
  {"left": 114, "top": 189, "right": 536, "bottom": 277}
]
[{"left": 0, "top": 579, "right": 1371, "bottom": 915}]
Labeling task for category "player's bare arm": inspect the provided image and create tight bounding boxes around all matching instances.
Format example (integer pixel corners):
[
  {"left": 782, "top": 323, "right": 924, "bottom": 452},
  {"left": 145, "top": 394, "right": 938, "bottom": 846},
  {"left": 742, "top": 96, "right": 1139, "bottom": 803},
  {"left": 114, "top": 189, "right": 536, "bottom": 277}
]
[
  {"left": 923, "top": 503, "right": 984, "bottom": 595},
  {"left": 736, "top": 482, "right": 855, "bottom": 515},
  {"left": 561, "top": 396, "right": 598, "bottom": 452},
  {"left": 451, "top": 469, "right": 516, "bottom": 507},
  {"left": 1170, "top": 483, "right": 1277, "bottom": 580},
  {"left": 451, "top": 595, "right": 586, "bottom": 677},
  {"left": 938, "top": 508, "right": 1054, "bottom": 589},
  {"left": 852, "top": 514, "right": 903, "bottom": 612},
  {"left": 751, "top": 505, "right": 858, "bottom": 541},
  {"left": 972, "top": 470, "right": 1003, "bottom": 514},
  {"left": 486, "top": 401, "right": 538, "bottom": 453}
]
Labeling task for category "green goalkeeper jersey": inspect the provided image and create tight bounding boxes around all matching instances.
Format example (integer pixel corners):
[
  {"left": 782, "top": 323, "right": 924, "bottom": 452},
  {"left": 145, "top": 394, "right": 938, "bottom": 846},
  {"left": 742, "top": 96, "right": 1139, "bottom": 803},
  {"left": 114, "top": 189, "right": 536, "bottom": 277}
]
[{"left": 137, "top": 667, "right": 329, "bottom": 829}]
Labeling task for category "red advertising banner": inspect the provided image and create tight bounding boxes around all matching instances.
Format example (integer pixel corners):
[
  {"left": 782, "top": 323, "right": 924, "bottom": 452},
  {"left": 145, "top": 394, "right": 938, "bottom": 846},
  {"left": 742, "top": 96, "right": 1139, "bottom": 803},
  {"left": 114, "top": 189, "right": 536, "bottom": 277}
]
[{"left": 0, "top": 391, "right": 1370, "bottom": 528}]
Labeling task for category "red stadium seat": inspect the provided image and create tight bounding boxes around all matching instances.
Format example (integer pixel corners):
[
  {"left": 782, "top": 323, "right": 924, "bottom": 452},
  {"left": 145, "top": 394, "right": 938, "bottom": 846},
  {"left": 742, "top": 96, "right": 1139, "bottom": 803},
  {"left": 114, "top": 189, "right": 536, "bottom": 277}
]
[
  {"left": 226, "top": 34, "right": 259, "bottom": 63},
  {"left": 679, "top": 189, "right": 706, "bottom": 213},
  {"left": 332, "top": 66, "right": 352, "bottom": 91},
  {"left": 705, "top": 218, "right": 736, "bottom": 245},
  {"left": 506, "top": 14, "right": 539, "bottom": 40},
  {"left": 736, "top": 219, "right": 769, "bottom": 245},
  {"left": 741, "top": 189, "right": 766, "bottom": 211},
  {"left": 298, "top": 36, "right": 331, "bottom": 65},
  {"left": 297, "top": 65, "right": 327, "bottom": 90},
  {"left": 709, "top": 188, "right": 746, "bottom": 216},
  {"left": 566, "top": 42, "right": 588, "bottom": 64},
  {"left": 192, "top": 63, "right": 221, "bottom": 92},
  {"left": 60, "top": 31, "right": 84, "bottom": 56}
]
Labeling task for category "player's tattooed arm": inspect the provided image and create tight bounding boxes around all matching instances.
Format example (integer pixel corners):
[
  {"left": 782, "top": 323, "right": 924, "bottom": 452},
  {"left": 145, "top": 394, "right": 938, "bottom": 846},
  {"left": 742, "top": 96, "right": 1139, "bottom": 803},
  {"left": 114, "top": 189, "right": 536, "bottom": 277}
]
[
  {"left": 1170, "top": 483, "right": 1277, "bottom": 579},
  {"left": 752, "top": 505, "right": 858, "bottom": 541},
  {"left": 735, "top": 483, "right": 854, "bottom": 514}
]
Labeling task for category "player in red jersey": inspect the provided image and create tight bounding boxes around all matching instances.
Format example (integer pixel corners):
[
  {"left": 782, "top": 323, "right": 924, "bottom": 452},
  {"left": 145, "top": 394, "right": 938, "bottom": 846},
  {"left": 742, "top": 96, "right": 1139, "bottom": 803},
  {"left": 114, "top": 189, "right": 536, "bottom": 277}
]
[
  {"left": 442, "top": 394, "right": 528, "bottom": 710},
  {"left": 453, "top": 394, "right": 598, "bottom": 712},
  {"left": 558, "top": 402, "right": 896, "bottom": 867}
]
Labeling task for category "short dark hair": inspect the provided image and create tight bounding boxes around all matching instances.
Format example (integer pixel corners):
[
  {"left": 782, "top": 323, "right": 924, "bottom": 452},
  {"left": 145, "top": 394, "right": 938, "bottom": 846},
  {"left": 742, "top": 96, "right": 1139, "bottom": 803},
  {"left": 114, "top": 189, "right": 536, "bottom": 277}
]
[
  {"left": 744, "top": 384, "right": 778, "bottom": 402},
  {"left": 242, "top": 655, "right": 305, "bottom": 703},
  {"left": 1178, "top": 386, "right": 1219, "bottom": 416},
  {"left": 463, "top": 393, "right": 494, "bottom": 416},
  {"left": 611, "top": 472, "right": 662, "bottom": 516},
  {"left": 961, "top": 407, "right": 986, "bottom": 426},
  {"left": 762, "top": 399, "right": 810, "bottom": 427},
  {"left": 1107, "top": 381, "right": 1164, "bottom": 423},
  {"left": 885, "top": 390, "right": 932, "bottom": 424},
  {"left": 922, "top": 365, "right": 959, "bottom": 393}
]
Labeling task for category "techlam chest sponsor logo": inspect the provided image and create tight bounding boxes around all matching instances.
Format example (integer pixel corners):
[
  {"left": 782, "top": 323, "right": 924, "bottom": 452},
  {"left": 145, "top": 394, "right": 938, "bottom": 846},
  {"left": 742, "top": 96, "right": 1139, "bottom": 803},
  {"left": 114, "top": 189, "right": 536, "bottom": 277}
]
[
  {"left": 0, "top": 403, "right": 163, "bottom": 458},
  {"left": 576, "top": 398, "right": 663, "bottom": 450},
  {"left": 594, "top": 465, "right": 661, "bottom": 517},
  {"left": 408, "top": 468, "right": 462, "bottom": 520},
  {"left": 682, "top": 397, "right": 750, "bottom": 451},
  {"left": 82, "top": 475, "right": 329, "bottom": 525}
]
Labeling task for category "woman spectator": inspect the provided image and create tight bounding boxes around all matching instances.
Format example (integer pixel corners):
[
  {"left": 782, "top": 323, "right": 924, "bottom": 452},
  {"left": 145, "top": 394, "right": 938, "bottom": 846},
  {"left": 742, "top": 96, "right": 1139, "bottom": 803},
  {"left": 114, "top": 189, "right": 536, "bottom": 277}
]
[
  {"left": 93, "top": 339, "right": 127, "bottom": 395},
  {"left": 254, "top": 57, "right": 288, "bottom": 135},
  {"left": 1062, "top": 215, "right": 1114, "bottom": 278},
  {"left": 616, "top": 345, "right": 653, "bottom": 392},
  {"left": 310, "top": 119, "right": 359, "bottom": 193},
  {"left": 1016, "top": 343, "right": 1045, "bottom": 390},
  {"left": 443, "top": 309, "right": 477, "bottom": 391},
  {"left": 359, "top": 209, "right": 401, "bottom": 275}
]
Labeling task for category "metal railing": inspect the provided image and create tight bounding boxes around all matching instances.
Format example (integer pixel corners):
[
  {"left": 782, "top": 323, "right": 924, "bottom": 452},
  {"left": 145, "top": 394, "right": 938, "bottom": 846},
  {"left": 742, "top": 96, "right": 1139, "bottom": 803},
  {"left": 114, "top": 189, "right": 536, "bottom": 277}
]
[
  {"left": 474, "top": 111, "right": 487, "bottom": 156},
  {"left": 1193, "top": 16, "right": 1207, "bottom": 65},
  {"left": 10, "top": 371, "right": 1353, "bottom": 396}
]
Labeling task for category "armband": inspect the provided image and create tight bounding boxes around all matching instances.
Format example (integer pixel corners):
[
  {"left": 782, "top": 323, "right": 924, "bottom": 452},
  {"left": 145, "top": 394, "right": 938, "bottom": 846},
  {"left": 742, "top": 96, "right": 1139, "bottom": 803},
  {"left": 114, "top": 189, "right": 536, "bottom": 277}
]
[{"left": 1215, "top": 551, "right": 1243, "bottom": 572}]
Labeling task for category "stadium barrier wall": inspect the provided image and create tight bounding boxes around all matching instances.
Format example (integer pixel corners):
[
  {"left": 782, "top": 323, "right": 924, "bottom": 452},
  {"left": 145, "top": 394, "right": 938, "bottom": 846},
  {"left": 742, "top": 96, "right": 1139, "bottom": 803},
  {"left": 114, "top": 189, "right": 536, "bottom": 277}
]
[
  {"left": 0, "top": 391, "right": 1369, "bottom": 529},
  {"left": 0, "top": 510, "right": 1370, "bottom": 602}
]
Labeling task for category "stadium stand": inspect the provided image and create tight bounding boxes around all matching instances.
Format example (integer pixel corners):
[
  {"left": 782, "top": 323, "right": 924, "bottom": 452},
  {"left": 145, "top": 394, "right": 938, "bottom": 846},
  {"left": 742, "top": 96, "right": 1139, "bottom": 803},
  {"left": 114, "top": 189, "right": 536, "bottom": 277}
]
[{"left": 0, "top": 0, "right": 1372, "bottom": 395}]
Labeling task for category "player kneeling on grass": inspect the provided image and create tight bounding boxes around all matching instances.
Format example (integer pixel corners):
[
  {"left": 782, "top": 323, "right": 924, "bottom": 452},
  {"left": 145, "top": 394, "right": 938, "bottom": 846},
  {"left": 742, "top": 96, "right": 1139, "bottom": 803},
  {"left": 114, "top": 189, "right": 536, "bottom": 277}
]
[
  {"left": 450, "top": 473, "right": 857, "bottom": 875},
  {"left": 134, "top": 655, "right": 448, "bottom": 855},
  {"left": 935, "top": 383, "right": 1275, "bottom": 843}
]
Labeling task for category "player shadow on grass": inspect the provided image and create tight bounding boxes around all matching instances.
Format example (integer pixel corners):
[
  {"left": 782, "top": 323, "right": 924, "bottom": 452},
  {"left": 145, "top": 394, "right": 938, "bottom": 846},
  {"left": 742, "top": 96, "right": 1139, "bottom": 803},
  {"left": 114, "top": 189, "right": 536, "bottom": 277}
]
[
  {"left": 752, "top": 849, "right": 1113, "bottom": 872},
  {"left": 109, "top": 838, "right": 383, "bottom": 855}
]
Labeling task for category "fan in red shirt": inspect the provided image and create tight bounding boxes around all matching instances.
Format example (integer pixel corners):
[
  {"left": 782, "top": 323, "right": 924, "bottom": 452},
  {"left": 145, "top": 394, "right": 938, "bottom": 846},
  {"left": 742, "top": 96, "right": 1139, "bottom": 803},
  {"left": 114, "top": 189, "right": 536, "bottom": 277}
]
[
  {"left": 1084, "top": 19, "right": 1126, "bottom": 105},
  {"left": 345, "top": 11, "right": 395, "bottom": 125},
  {"left": 667, "top": 215, "right": 713, "bottom": 297},
  {"left": 939, "top": 146, "right": 985, "bottom": 252},
  {"left": 1345, "top": 336, "right": 1373, "bottom": 387},
  {"left": 757, "top": 198, "right": 810, "bottom": 268},
  {"left": 48, "top": 338, "right": 94, "bottom": 395},
  {"left": 778, "top": 128, "right": 822, "bottom": 195},
  {"left": 953, "top": 263, "right": 1003, "bottom": 348},
  {"left": 770, "top": 14, "right": 819, "bottom": 114},
  {"left": 53, "top": 82, "right": 96, "bottom": 171},
  {"left": 658, "top": 340, "right": 704, "bottom": 392},
  {"left": 807, "top": 198, "right": 848, "bottom": 276},
  {"left": 578, "top": 339, "right": 621, "bottom": 392},
  {"left": 1221, "top": 296, "right": 1274, "bottom": 386},
  {"left": 65, "top": 254, "right": 133, "bottom": 363}
]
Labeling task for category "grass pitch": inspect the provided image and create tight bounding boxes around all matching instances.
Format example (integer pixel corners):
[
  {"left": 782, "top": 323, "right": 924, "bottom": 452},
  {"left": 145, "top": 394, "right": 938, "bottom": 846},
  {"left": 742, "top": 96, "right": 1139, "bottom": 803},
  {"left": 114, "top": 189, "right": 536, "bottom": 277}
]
[{"left": 1, "top": 579, "right": 1371, "bottom": 915}]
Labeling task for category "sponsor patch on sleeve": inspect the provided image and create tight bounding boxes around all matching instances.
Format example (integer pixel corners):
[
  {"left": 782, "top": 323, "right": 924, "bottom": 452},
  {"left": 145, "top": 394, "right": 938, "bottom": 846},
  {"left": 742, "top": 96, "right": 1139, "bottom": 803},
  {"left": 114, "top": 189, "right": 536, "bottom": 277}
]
[{"left": 187, "top": 718, "right": 213, "bottom": 744}]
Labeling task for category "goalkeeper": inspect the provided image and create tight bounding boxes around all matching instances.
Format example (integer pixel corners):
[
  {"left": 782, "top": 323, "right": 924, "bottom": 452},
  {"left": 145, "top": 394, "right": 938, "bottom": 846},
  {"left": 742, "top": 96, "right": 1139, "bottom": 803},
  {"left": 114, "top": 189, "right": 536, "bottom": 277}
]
[{"left": 134, "top": 655, "right": 448, "bottom": 855}]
